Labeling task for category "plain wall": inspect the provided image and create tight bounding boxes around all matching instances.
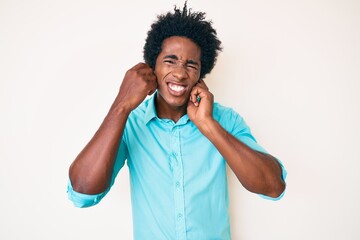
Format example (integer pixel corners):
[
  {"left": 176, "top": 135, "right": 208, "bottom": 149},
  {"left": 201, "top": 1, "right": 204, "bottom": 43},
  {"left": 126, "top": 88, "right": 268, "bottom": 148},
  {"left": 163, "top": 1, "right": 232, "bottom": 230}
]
[{"left": 1, "top": 0, "right": 359, "bottom": 239}]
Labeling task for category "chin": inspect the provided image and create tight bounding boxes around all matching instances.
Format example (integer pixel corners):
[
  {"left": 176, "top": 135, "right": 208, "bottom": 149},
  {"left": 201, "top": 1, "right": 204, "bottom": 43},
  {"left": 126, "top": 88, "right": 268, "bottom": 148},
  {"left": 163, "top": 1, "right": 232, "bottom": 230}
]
[
  {"left": 163, "top": 94, "right": 189, "bottom": 108},
  {"left": 167, "top": 97, "right": 188, "bottom": 108}
]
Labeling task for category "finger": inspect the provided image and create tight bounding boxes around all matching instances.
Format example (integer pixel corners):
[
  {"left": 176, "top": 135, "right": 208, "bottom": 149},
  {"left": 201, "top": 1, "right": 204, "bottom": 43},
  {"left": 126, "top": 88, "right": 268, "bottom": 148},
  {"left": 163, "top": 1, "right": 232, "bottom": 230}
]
[
  {"left": 146, "top": 71, "right": 157, "bottom": 83},
  {"left": 187, "top": 98, "right": 197, "bottom": 111},
  {"left": 189, "top": 86, "right": 202, "bottom": 106},
  {"left": 191, "top": 84, "right": 213, "bottom": 105},
  {"left": 137, "top": 67, "right": 156, "bottom": 82},
  {"left": 148, "top": 82, "right": 158, "bottom": 95},
  {"left": 196, "top": 79, "right": 209, "bottom": 91},
  {"left": 131, "top": 62, "right": 149, "bottom": 71}
]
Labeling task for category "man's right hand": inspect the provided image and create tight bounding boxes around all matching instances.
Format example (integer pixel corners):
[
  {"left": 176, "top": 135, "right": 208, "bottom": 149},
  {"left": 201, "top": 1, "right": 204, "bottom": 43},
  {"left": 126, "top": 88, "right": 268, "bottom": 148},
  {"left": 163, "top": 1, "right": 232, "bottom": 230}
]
[{"left": 115, "top": 63, "right": 157, "bottom": 111}]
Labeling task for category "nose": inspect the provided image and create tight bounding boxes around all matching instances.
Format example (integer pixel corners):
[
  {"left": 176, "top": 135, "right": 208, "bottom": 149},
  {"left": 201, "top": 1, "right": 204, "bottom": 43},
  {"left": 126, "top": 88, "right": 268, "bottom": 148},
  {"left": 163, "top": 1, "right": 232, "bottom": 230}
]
[{"left": 171, "top": 63, "right": 187, "bottom": 80}]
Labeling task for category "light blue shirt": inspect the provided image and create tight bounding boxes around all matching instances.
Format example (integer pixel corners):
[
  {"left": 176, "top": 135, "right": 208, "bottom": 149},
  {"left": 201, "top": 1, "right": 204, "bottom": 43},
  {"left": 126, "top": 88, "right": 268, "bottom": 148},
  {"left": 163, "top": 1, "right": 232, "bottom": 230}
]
[{"left": 68, "top": 93, "right": 287, "bottom": 240}]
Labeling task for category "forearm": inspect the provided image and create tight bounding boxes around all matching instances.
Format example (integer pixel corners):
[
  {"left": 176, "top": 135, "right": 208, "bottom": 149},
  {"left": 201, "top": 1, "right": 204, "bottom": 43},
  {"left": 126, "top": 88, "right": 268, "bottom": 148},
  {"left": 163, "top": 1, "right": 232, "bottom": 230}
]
[
  {"left": 69, "top": 63, "right": 157, "bottom": 195},
  {"left": 69, "top": 101, "right": 131, "bottom": 195},
  {"left": 200, "top": 119, "right": 285, "bottom": 197}
]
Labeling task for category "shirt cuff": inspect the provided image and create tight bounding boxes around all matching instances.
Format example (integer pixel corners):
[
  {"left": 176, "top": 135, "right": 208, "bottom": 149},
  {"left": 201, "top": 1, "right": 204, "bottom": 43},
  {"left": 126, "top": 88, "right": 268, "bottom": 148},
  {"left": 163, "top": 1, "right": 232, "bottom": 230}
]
[{"left": 67, "top": 179, "right": 106, "bottom": 208}]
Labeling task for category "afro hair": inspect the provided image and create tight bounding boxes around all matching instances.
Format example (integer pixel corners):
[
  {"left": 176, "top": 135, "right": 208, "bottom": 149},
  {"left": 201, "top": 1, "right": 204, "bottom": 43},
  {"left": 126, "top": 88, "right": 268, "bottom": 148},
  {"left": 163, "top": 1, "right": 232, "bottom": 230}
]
[{"left": 143, "top": 2, "right": 222, "bottom": 79}]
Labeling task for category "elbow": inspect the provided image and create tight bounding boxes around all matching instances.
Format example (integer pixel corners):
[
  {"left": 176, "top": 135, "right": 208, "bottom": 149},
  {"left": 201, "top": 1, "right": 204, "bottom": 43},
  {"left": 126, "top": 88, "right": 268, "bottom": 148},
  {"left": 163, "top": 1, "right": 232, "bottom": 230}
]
[
  {"left": 69, "top": 165, "right": 109, "bottom": 195},
  {"left": 264, "top": 156, "right": 287, "bottom": 199},
  {"left": 264, "top": 177, "right": 286, "bottom": 199},
  {"left": 268, "top": 179, "right": 286, "bottom": 198}
]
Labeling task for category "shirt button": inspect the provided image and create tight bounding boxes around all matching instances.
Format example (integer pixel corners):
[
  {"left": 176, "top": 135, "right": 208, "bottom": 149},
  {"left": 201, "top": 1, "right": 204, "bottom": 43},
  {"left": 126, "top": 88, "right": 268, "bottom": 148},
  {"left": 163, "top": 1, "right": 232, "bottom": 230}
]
[
  {"left": 175, "top": 181, "right": 180, "bottom": 188},
  {"left": 177, "top": 213, "right": 183, "bottom": 220}
]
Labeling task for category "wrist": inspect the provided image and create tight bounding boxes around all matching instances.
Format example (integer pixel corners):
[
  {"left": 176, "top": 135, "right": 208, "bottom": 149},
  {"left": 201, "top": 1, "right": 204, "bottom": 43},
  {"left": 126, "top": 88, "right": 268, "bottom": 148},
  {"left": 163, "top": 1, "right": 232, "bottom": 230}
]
[
  {"left": 197, "top": 118, "right": 219, "bottom": 137},
  {"left": 108, "top": 99, "right": 133, "bottom": 118},
  {"left": 112, "top": 104, "right": 132, "bottom": 116}
]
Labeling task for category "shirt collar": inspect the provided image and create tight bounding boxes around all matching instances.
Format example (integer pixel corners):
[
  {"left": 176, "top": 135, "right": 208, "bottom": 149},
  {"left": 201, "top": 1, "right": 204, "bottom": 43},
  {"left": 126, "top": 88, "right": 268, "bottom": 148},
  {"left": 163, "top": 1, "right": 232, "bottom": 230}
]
[
  {"left": 144, "top": 93, "right": 158, "bottom": 124},
  {"left": 144, "top": 92, "right": 190, "bottom": 125}
]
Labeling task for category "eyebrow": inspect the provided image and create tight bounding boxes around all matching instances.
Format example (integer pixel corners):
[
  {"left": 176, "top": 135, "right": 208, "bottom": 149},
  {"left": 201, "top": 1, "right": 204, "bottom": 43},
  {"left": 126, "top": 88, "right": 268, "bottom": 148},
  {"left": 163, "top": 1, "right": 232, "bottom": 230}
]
[{"left": 163, "top": 55, "right": 200, "bottom": 66}]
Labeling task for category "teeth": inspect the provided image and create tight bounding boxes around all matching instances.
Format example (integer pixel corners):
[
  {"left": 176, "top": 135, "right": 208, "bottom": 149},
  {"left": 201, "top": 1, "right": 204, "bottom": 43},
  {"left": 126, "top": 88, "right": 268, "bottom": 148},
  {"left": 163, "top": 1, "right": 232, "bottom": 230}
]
[{"left": 168, "top": 83, "right": 185, "bottom": 92}]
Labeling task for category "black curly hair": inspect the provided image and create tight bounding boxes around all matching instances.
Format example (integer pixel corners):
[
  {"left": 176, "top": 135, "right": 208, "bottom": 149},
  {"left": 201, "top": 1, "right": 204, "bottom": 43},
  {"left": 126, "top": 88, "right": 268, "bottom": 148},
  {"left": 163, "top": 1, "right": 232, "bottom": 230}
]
[{"left": 143, "top": 1, "right": 222, "bottom": 79}]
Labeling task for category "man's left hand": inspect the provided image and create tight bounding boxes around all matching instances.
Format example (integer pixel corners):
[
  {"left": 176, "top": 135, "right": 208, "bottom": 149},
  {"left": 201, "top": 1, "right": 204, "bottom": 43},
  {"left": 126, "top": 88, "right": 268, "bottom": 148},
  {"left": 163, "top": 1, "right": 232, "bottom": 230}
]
[{"left": 187, "top": 79, "right": 214, "bottom": 130}]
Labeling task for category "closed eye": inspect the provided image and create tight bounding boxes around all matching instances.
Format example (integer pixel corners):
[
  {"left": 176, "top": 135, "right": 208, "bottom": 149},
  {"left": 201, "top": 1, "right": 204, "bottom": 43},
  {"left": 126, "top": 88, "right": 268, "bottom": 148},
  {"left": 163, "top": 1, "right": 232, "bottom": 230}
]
[
  {"left": 186, "top": 60, "right": 199, "bottom": 70},
  {"left": 164, "top": 60, "right": 175, "bottom": 64},
  {"left": 187, "top": 64, "right": 198, "bottom": 70}
]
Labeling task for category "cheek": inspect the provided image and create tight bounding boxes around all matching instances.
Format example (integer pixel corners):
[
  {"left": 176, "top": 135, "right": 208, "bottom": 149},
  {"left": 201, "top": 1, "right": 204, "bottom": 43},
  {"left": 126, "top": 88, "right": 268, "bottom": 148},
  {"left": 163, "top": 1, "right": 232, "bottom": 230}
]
[
  {"left": 191, "top": 75, "right": 201, "bottom": 86},
  {"left": 155, "top": 68, "right": 172, "bottom": 83},
  {"left": 187, "top": 80, "right": 199, "bottom": 91}
]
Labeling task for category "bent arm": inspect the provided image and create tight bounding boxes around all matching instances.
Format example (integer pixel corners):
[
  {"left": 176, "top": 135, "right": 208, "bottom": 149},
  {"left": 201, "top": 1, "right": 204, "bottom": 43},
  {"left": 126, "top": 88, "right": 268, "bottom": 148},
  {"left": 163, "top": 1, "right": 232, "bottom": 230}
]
[
  {"left": 68, "top": 63, "right": 157, "bottom": 196},
  {"left": 199, "top": 119, "right": 286, "bottom": 198},
  {"left": 188, "top": 81, "right": 285, "bottom": 198},
  {"left": 69, "top": 102, "right": 131, "bottom": 195}
]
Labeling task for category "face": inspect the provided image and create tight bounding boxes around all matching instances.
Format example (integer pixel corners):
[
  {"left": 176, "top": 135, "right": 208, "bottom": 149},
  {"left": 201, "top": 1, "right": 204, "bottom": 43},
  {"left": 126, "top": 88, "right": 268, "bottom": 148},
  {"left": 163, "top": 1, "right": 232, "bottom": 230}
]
[{"left": 154, "top": 36, "right": 201, "bottom": 114}]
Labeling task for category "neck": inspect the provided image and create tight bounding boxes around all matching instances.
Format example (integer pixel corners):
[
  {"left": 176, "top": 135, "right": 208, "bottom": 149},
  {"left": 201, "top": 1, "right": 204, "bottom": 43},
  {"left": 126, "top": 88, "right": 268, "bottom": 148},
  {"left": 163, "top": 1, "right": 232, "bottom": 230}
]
[{"left": 155, "top": 95, "right": 187, "bottom": 123}]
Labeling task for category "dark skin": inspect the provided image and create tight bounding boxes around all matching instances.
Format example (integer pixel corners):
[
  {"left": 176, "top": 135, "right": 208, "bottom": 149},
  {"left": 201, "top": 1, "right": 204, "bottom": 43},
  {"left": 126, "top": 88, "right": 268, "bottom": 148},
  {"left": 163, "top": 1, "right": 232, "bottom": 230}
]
[{"left": 69, "top": 36, "right": 285, "bottom": 197}]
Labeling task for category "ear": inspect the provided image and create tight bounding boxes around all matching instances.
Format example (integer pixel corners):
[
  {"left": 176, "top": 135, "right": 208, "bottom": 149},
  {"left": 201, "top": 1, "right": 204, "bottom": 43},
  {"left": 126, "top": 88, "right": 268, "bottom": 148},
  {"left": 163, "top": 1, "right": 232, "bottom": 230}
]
[{"left": 153, "top": 70, "right": 159, "bottom": 79}]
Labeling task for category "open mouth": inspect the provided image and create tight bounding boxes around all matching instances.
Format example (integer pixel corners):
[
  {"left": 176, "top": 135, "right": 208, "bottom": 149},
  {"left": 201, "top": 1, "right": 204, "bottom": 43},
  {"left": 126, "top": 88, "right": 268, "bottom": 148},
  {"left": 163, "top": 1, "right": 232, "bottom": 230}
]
[{"left": 167, "top": 82, "right": 187, "bottom": 96}]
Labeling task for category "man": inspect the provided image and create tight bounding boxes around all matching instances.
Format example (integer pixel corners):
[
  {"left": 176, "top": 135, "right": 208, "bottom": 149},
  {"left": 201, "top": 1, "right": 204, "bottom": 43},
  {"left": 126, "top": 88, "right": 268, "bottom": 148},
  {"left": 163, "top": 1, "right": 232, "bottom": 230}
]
[{"left": 68, "top": 2, "right": 287, "bottom": 239}]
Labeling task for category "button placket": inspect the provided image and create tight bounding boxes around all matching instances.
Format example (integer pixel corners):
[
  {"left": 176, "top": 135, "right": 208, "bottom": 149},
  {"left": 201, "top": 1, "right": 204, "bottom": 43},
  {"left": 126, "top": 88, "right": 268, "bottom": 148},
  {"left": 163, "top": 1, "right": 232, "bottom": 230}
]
[{"left": 170, "top": 126, "right": 186, "bottom": 239}]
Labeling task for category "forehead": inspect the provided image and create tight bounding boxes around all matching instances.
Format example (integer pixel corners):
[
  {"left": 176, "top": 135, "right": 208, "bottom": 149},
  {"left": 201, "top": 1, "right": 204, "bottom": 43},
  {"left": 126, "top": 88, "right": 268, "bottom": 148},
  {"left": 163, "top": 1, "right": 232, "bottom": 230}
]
[{"left": 160, "top": 36, "right": 201, "bottom": 60}]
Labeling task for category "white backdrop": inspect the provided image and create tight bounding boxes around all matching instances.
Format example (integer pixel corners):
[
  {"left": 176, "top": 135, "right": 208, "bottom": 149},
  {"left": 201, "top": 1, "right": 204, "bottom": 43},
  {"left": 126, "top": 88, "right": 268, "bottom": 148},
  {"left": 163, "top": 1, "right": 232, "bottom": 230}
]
[{"left": 1, "top": 0, "right": 359, "bottom": 239}]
